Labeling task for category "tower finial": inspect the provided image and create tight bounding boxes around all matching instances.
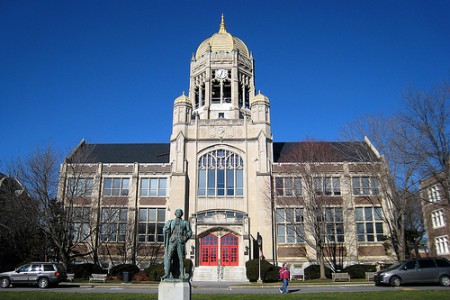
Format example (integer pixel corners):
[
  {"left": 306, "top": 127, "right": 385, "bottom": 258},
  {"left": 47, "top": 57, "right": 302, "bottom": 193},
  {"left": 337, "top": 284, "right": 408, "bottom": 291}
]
[{"left": 219, "top": 14, "right": 227, "bottom": 33}]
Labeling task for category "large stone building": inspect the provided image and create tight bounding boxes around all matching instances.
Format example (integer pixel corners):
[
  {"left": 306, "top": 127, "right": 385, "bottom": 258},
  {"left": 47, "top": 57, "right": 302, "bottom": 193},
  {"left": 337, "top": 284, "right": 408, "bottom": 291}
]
[{"left": 59, "top": 16, "right": 394, "bottom": 281}]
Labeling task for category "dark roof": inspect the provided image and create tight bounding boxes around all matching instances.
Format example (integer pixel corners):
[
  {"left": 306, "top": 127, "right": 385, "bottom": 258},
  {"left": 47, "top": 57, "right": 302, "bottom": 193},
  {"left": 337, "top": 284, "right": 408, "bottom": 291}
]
[
  {"left": 68, "top": 141, "right": 379, "bottom": 164},
  {"left": 70, "top": 143, "right": 170, "bottom": 164},
  {"left": 273, "top": 141, "right": 380, "bottom": 163}
]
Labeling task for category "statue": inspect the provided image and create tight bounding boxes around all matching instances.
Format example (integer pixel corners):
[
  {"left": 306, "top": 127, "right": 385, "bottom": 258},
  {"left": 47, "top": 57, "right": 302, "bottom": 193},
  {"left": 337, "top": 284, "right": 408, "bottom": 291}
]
[{"left": 162, "top": 208, "right": 192, "bottom": 280}]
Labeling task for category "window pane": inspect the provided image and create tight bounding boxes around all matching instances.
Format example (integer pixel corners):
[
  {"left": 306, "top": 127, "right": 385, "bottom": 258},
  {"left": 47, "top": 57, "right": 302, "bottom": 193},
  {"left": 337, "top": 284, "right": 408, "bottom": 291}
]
[
  {"left": 217, "top": 169, "right": 225, "bottom": 196},
  {"left": 198, "top": 170, "right": 206, "bottom": 196},
  {"left": 207, "top": 169, "right": 215, "bottom": 196},
  {"left": 364, "top": 207, "right": 373, "bottom": 221},
  {"left": 157, "top": 208, "right": 165, "bottom": 222},
  {"left": 160, "top": 179, "right": 167, "bottom": 196},
  {"left": 150, "top": 179, "right": 158, "bottom": 196},
  {"left": 355, "top": 208, "right": 363, "bottom": 221},
  {"left": 226, "top": 169, "right": 234, "bottom": 196},
  {"left": 236, "top": 169, "right": 243, "bottom": 196}
]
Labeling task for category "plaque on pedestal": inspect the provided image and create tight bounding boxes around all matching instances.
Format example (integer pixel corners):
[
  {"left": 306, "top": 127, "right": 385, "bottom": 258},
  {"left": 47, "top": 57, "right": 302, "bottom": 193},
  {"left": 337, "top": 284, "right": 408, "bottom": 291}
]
[{"left": 158, "top": 280, "right": 191, "bottom": 300}]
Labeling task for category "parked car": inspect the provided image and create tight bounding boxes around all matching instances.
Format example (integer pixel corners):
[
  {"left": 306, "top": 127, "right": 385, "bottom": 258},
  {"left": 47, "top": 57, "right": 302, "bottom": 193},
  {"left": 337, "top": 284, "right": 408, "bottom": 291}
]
[
  {"left": 0, "top": 262, "right": 67, "bottom": 288},
  {"left": 374, "top": 257, "right": 450, "bottom": 287}
]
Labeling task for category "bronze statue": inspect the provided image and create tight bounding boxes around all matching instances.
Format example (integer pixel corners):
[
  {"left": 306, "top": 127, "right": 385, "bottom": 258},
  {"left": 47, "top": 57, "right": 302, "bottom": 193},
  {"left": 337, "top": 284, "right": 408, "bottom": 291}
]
[{"left": 162, "top": 208, "right": 192, "bottom": 280}]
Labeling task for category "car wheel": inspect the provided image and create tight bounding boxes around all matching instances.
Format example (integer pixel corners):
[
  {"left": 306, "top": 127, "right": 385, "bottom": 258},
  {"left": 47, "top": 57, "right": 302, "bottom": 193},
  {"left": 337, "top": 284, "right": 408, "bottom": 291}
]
[
  {"left": 38, "top": 277, "right": 49, "bottom": 289},
  {"left": 0, "top": 277, "right": 10, "bottom": 288},
  {"left": 439, "top": 275, "right": 450, "bottom": 287},
  {"left": 390, "top": 276, "right": 401, "bottom": 287}
]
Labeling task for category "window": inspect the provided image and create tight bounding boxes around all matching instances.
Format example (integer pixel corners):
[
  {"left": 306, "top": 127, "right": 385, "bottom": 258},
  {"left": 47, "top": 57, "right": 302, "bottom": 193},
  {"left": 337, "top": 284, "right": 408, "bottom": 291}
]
[
  {"left": 67, "top": 177, "right": 94, "bottom": 197},
  {"left": 275, "top": 177, "right": 302, "bottom": 196},
  {"left": 356, "top": 207, "right": 384, "bottom": 242},
  {"left": 198, "top": 149, "right": 244, "bottom": 197},
  {"left": 103, "top": 178, "right": 130, "bottom": 197},
  {"left": 140, "top": 178, "right": 167, "bottom": 197},
  {"left": 435, "top": 236, "right": 449, "bottom": 255},
  {"left": 418, "top": 259, "right": 436, "bottom": 268},
  {"left": 138, "top": 208, "right": 166, "bottom": 243},
  {"left": 352, "top": 176, "right": 379, "bottom": 195},
  {"left": 325, "top": 207, "right": 344, "bottom": 243},
  {"left": 314, "top": 177, "right": 341, "bottom": 196},
  {"left": 100, "top": 207, "right": 128, "bottom": 242},
  {"left": 276, "top": 208, "right": 305, "bottom": 244},
  {"left": 71, "top": 207, "right": 90, "bottom": 241},
  {"left": 431, "top": 209, "right": 445, "bottom": 228},
  {"left": 428, "top": 185, "right": 441, "bottom": 202}
]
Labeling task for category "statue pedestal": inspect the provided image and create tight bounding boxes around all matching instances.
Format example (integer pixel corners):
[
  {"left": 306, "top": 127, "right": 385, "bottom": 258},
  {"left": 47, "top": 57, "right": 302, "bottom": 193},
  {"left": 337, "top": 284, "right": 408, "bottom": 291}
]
[{"left": 158, "top": 280, "right": 191, "bottom": 300}]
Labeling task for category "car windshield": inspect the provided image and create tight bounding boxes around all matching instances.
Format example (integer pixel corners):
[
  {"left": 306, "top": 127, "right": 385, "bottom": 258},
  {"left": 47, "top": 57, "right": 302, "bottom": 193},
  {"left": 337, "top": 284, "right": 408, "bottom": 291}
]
[{"left": 382, "top": 261, "right": 404, "bottom": 272}]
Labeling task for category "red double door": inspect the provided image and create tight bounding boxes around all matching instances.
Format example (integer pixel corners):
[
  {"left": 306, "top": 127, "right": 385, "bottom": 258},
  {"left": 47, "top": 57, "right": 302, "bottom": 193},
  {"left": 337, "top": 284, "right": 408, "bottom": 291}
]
[{"left": 200, "top": 233, "right": 238, "bottom": 266}]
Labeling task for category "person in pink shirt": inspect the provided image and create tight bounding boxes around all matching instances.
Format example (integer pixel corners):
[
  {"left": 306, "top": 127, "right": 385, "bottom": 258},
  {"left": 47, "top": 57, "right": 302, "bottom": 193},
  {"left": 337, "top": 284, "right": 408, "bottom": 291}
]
[{"left": 279, "top": 262, "right": 290, "bottom": 294}]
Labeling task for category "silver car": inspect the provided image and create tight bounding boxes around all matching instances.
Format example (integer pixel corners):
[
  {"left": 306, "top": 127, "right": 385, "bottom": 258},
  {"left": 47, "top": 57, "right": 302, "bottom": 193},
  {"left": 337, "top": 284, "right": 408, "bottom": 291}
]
[
  {"left": 0, "top": 262, "right": 67, "bottom": 288},
  {"left": 374, "top": 257, "right": 450, "bottom": 287}
]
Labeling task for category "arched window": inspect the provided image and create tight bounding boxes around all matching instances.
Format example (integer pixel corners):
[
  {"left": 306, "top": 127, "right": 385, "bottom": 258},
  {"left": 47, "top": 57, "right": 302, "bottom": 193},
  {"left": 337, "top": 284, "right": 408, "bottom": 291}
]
[{"left": 198, "top": 149, "right": 244, "bottom": 197}]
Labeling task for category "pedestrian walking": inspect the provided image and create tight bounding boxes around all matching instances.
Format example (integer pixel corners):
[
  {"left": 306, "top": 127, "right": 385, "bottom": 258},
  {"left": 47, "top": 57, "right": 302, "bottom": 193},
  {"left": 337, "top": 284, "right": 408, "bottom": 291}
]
[{"left": 279, "top": 262, "right": 290, "bottom": 294}]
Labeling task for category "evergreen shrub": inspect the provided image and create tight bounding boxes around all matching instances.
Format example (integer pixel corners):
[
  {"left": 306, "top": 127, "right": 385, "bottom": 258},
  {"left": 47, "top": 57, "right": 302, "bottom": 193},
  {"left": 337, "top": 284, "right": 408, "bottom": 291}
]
[
  {"left": 68, "top": 263, "right": 104, "bottom": 279},
  {"left": 246, "top": 259, "right": 281, "bottom": 282},
  {"left": 304, "top": 264, "right": 332, "bottom": 279},
  {"left": 343, "top": 264, "right": 376, "bottom": 279}
]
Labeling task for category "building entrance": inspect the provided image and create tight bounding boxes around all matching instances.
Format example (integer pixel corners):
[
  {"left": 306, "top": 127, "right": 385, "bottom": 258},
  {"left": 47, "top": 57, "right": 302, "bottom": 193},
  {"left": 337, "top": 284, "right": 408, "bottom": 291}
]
[{"left": 200, "top": 233, "right": 239, "bottom": 266}]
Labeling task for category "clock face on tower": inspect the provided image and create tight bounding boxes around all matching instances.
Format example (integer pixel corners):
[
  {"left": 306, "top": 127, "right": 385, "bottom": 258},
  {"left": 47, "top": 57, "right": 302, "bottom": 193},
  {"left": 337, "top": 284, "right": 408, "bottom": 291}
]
[{"left": 215, "top": 69, "right": 228, "bottom": 79}]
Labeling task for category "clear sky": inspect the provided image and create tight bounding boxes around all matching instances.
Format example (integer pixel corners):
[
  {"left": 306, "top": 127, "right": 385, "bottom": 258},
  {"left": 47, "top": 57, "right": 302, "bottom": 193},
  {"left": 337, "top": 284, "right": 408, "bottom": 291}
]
[{"left": 1, "top": 0, "right": 449, "bottom": 166}]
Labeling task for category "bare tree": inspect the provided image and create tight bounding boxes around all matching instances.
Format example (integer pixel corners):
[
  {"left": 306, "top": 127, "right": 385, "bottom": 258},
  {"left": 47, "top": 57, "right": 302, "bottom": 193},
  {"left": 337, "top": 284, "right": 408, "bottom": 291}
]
[
  {"left": 273, "top": 140, "right": 354, "bottom": 278},
  {"left": 13, "top": 144, "right": 104, "bottom": 270},
  {"left": 342, "top": 114, "right": 423, "bottom": 260},
  {"left": 399, "top": 81, "right": 450, "bottom": 204}
]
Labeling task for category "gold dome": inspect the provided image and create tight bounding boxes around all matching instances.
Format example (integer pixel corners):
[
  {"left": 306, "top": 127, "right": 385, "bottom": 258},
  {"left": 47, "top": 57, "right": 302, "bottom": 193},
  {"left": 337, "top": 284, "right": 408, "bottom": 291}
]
[
  {"left": 174, "top": 92, "right": 191, "bottom": 105},
  {"left": 250, "top": 91, "right": 270, "bottom": 105},
  {"left": 195, "top": 15, "right": 249, "bottom": 59}
]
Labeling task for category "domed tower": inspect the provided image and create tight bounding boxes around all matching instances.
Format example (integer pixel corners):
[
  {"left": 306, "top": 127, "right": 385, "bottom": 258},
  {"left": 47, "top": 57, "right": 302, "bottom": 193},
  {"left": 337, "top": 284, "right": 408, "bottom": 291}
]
[
  {"left": 169, "top": 16, "right": 273, "bottom": 281},
  {"left": 189, "top": 14, "right": 255, "bottom": 120}
]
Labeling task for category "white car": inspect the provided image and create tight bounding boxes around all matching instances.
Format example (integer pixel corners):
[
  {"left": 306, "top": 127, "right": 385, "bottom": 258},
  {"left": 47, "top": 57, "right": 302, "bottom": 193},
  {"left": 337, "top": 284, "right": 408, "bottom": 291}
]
[{"left": 0, "top": 262, "right": 67, "bottom": 288}]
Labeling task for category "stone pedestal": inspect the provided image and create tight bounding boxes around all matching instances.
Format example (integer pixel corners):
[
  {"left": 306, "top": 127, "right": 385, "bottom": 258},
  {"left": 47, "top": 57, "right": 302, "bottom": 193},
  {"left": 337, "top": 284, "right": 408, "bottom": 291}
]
[{"left": 158, "top": 280, "right": 191, "bottom": 300}]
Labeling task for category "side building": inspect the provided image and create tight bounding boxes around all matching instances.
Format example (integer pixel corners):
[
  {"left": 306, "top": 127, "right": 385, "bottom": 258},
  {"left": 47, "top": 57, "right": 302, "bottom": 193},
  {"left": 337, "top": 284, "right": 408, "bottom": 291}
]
[
  {"left": 58, "top": 16, "right": 395, "bottom": 281},
  {"left": 420, "top": 174, "right": 450, "bottom": 259}
]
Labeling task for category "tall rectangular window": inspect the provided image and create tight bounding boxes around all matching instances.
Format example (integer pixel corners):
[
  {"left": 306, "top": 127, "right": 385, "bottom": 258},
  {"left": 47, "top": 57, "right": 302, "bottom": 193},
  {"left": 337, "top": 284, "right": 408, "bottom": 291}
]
[
  {"left": 276, "top": 208, "right": 305, "bottom": 244},
  {"left": 356, "top": 207, "right": 384, "bottom": 242},
  {"left": 138, "top": 208, "right": 166, "bottom": 243},
  {"left": 431, "top": 209, "right": 446, "bottom": 228},
  {"left": 352, "top": 177, "right": 379, "bottom": 195},
  {"left": 325, "top": 207, "right": 344, "bottom": 243},
  {"left": 71, "top": 207, "right": 90, "bottom": 241},
  {"left": 103, "top": 178, "right": 130, "bottom": 197},
  {"left": 435, "top": 236, "right": 449, "bottom": 255},
  {"left": 428, "top": 185, "right": 441, "bottom": 202},
  {"left": 140, "top": 178, "right": 167, "bottom": 197},
  {"left": 100, "top": 207, "right": 128, "bottom": 242}
]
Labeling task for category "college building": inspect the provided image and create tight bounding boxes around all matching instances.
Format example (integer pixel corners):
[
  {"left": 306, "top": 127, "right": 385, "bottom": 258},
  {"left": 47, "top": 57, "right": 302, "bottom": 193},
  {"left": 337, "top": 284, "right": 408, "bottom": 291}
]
[{"left": 58, "top": 16, "right": 395, "bottom": 281}]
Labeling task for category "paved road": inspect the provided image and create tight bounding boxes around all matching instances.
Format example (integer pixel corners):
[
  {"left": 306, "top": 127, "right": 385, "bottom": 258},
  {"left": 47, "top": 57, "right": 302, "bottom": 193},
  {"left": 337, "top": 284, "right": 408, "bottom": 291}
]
[{"left": 1, "top": 281, "right": 449, "bottom": 294}]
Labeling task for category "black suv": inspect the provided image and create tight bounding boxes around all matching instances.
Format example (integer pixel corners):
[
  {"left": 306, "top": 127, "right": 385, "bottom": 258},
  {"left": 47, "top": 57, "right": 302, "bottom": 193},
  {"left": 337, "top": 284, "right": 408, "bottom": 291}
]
[
  {"left": 0, "top": 262, "right": 67, "bottom": 288},
  {"left": 374, "top": 257, "right": 450, "bottom": 287}
]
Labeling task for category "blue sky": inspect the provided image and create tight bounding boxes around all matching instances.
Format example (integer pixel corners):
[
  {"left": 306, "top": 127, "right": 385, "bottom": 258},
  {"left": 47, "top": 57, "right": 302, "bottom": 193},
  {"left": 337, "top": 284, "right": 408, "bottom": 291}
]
[{"left": 1, "top": 0, "right": 449, "bottom": 166}]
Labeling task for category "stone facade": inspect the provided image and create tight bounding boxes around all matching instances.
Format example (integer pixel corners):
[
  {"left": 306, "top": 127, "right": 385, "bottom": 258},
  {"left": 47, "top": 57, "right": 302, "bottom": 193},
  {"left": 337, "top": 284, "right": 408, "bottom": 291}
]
[{"left": 58, "top": 16, "right": 395, "bottom": 281}]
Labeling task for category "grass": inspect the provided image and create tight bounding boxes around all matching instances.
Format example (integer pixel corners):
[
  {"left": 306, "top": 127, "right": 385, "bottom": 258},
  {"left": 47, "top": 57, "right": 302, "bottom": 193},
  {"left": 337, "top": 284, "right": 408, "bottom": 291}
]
[{"left": 1, "top": 291, "right": 450, "bottom": 300}]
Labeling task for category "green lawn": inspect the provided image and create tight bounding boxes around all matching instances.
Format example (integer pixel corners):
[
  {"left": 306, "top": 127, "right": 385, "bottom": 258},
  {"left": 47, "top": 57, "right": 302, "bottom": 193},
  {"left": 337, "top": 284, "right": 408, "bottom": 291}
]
[{"left": 1, "top": 291, "right": 450, "bottom": 300}]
